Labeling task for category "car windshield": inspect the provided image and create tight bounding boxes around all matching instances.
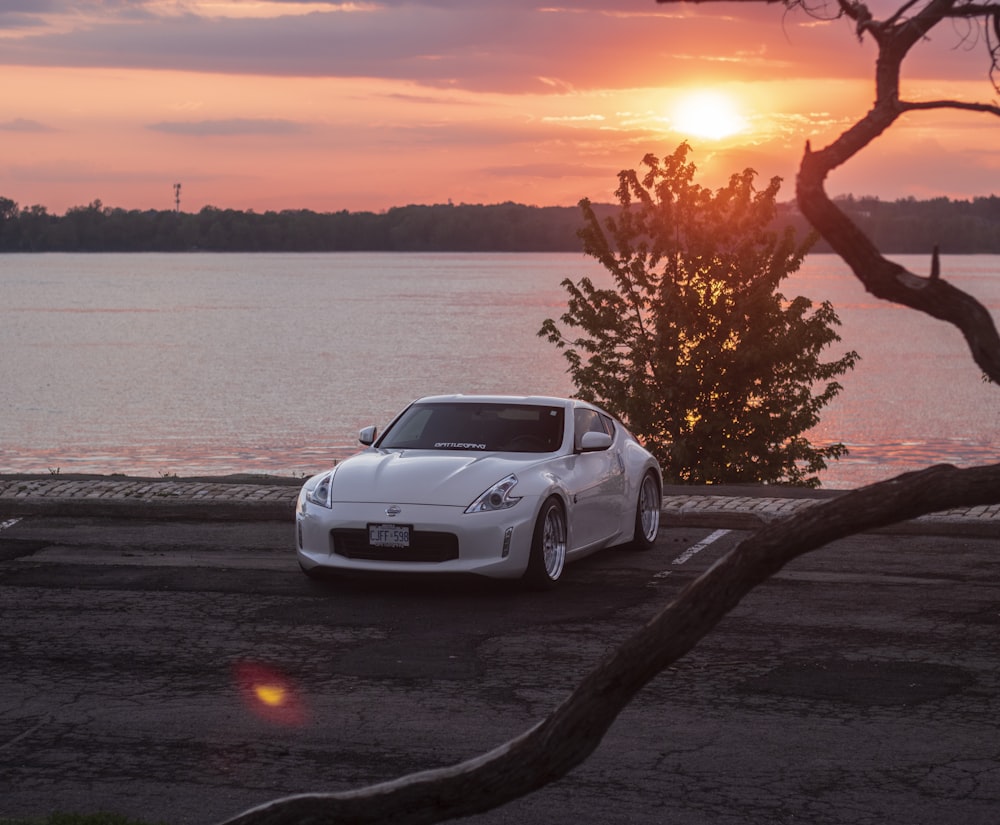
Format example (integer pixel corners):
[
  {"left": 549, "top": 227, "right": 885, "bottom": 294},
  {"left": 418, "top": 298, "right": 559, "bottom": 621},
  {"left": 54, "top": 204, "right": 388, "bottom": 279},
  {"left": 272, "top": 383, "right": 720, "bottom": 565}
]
[{"left": 378, "top": 402, "right": 565, "bottom": 453}]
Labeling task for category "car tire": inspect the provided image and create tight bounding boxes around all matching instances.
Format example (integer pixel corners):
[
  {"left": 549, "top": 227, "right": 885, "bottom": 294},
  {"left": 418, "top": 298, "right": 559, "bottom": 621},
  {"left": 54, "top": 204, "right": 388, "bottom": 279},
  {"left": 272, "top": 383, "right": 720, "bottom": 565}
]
[
  {"left": 625, "top": 471, "right": 660, "bottom": 551},
  {"left": 523, "top": 496, "right": 567, "bottom": 590}
]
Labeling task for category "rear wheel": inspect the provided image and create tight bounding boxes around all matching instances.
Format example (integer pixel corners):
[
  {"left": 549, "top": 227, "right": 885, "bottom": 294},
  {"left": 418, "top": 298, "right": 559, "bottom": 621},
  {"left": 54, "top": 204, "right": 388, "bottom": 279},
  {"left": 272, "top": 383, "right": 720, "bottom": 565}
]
[
  {"left": 523, "top": 497, "right": 567, "bottom": 590},
  {"left": 625, "top": 471, "right": 660, "bottom": 551}
]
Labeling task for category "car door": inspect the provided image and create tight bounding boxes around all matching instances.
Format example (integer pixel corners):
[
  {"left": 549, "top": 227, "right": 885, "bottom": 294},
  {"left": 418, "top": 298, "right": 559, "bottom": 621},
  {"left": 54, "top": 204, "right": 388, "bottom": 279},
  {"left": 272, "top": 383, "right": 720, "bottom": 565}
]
[{"left": 566, "top": 409, "right": 626, "bottom": 549}]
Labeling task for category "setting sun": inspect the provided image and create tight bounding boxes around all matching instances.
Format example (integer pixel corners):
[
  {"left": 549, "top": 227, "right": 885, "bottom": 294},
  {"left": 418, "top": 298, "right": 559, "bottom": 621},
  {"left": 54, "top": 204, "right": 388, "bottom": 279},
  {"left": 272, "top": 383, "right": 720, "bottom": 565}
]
[{"left": 672, "top": 91, "right": 747, "bottom": 140}]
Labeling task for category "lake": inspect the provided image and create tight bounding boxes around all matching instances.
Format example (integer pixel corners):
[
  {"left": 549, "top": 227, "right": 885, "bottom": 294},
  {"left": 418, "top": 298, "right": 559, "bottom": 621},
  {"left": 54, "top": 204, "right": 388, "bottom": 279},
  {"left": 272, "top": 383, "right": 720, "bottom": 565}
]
[{"left": 1, "top": 252, "right": 997, "bottom": 489}]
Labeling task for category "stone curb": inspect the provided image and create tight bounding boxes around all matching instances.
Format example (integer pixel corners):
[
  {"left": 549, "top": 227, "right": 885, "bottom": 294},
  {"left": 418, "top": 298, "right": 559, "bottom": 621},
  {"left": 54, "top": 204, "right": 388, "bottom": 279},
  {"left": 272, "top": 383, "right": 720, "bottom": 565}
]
[
  {"left": 662, "top": 495, "right": 1000, "bottom": 539},
  {"left": 1, "top": 477, "right": 998, "bottom": 537},
  {"left": 0, "top": 478, "right": 298, "bottom": 522}
]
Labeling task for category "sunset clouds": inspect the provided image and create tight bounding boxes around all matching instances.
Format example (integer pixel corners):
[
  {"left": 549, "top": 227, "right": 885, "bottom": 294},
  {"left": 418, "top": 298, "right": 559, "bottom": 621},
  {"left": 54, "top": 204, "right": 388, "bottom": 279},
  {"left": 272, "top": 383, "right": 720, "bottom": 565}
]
[{"left": 1, "top": 0, "right": 996, "bottom": 213}]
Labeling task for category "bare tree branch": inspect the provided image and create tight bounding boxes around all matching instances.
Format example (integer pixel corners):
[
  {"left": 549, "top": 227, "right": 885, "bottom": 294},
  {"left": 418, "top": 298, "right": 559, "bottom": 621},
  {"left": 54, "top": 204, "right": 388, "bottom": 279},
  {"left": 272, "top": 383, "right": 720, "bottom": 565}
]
[
  {"left": 938, "top": 2, "right": 1000, "bottom": 16},
  {"left": 794, "top": 3, "right": 1000, "bottom": 380},
  {"left": 220, "top": 463, "right": 1000, "bottom": 825},
  {"left": 900, "top": 98, "right": 1000, "bottom": 115}
]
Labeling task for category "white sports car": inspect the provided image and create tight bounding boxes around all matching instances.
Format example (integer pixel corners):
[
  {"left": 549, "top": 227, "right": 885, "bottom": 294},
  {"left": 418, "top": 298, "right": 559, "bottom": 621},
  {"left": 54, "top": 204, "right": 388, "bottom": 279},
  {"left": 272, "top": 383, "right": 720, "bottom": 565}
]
[{"left": 295, "top": 395, "right": 662, "bottom": 588}]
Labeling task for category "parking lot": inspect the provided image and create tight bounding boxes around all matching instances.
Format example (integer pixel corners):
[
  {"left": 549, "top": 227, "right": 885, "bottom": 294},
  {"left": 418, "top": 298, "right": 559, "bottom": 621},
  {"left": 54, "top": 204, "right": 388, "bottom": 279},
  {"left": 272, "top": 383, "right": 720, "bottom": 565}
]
[{"left": 1, "top": 512, "right": 998, "bottom": 825}]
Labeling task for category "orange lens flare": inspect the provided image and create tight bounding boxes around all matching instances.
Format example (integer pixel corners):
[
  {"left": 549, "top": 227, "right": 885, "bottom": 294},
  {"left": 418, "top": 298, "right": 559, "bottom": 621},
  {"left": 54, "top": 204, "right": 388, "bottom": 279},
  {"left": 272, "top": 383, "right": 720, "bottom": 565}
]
[
  {"left": 233, "top": 661, "right": 307, "bottom": 726},
  {"left": 255, "top": 684, "right": 287, "bottom": 706}
]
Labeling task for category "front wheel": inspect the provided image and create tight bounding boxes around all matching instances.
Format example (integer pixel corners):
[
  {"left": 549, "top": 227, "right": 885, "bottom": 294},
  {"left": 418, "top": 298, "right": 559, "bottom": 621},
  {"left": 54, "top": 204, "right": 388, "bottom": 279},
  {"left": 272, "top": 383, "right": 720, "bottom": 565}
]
[
  {"left": 625, "top": 471, "right": 660, "bottom": 551},
  {"left": 523, "top": 497, "right": 567, "bottom": 590}
]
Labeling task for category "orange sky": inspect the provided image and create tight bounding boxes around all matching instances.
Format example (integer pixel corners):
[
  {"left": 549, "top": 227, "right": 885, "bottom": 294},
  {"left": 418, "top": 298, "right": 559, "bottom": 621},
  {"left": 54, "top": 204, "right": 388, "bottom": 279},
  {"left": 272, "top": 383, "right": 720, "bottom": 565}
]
[{"left": 0, "top": 1, "right": 997, "bottom": 214}]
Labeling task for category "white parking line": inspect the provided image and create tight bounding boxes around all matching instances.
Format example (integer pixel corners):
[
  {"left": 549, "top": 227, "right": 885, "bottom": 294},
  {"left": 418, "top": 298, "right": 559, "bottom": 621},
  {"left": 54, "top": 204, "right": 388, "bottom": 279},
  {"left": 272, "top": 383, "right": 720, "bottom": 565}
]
[
  {"left": 672, "top": 528, "right": 730, "bottom": 565},
  {"left": 652, "top": 528, "right": 731, "bottom": 582},
  {"left": 1, "top": 518, "right": 22, "bottom": 532}
]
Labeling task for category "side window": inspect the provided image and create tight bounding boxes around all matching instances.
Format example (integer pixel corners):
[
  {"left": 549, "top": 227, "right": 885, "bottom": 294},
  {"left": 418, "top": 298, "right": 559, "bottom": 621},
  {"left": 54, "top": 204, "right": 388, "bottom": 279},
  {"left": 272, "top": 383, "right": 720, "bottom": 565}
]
[
  {"left": 599, "top": 413, "right": 616, "bottom": 439},
  {"left": 574, "top": 408, "right": 610, "bottom": 450}
]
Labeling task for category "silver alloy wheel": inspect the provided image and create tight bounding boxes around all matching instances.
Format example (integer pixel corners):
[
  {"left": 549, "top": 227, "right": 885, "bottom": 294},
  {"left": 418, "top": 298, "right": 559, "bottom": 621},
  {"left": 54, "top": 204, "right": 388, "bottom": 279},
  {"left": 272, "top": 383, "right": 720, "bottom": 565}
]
[
  {"left": 541, "top": 501, "right": 567, "bottom": 581},
  {"left": 638, "top": 472, "right": 661, "bottom": 541}
]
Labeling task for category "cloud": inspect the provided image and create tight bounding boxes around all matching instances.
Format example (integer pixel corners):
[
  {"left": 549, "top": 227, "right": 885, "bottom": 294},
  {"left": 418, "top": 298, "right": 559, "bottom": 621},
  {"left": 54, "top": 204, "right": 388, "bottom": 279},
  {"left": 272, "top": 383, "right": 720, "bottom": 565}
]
[
  {"left": 482, "top": 161, "right": 611, "bottom": 180},
  {"left": 0, "top": 0, "right": 890, "bottom": 94},
  {"left": 3, "top": 0, "right": 996, "bottom": 214},
  {"left": 0, "top": 117, "right": 54, "bottom": 132},
  {"left": 146, "top": 117, "right": 309, "bottom": 135},
  {"left": 0, "top": 0, "right": 60, "bottom": 12}
]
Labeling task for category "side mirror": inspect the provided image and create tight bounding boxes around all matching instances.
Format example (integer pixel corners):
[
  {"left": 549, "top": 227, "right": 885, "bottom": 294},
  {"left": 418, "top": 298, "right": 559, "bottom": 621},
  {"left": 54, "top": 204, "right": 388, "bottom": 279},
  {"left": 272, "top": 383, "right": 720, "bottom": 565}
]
[
  {"left": 578, "top": 431, "right": 613, "bottom": 452},
  {"left": 359, "top": 425, "right": 377, "bottom": 446}
]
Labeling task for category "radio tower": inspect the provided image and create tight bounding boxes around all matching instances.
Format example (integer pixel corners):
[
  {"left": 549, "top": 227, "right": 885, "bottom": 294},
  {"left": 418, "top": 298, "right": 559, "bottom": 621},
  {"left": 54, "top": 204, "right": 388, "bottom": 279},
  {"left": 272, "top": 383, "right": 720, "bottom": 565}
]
[{"left": 173, "top": 183, "right": 181, "bottom": 213}]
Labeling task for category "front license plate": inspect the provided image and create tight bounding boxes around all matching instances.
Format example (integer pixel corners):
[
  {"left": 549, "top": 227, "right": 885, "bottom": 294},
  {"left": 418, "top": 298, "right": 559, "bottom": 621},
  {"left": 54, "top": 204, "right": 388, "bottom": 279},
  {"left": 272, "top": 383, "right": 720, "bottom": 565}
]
[{"left": 368, "top": 523, "right": 411, "bottom": 548}]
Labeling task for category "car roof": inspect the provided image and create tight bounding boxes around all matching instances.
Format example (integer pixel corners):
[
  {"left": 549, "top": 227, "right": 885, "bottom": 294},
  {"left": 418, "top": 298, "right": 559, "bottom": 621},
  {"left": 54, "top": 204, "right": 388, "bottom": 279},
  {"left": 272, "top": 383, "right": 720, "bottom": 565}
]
[{"left": 413, "top": 394, "right": 594, "bottom": 410}]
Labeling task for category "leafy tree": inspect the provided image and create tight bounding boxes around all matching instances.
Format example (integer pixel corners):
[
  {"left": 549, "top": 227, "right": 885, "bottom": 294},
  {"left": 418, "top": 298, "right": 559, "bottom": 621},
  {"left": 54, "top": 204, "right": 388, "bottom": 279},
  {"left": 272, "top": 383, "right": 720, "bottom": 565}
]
[{"left": 540, "top": 143, "right": 858, "bottom": 486}]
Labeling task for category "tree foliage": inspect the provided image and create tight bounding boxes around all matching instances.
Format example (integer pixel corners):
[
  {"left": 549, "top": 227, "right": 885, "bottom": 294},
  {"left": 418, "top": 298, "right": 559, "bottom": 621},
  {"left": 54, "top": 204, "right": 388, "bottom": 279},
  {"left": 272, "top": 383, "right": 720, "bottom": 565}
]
[
  {"left": 3, "top": 194, "right": 1000, "bottom": 253},
  {"left": 0, "top": 200, "right": 586, "bottom": 253},
  {"left": 540, "top": 143, "right": 858, "bottom": 486}
]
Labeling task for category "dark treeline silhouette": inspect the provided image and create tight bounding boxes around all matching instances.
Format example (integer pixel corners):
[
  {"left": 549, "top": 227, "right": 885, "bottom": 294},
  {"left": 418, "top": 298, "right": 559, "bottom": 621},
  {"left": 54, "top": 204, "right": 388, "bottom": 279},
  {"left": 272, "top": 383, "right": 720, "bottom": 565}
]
[
  {"left": 1, "top": 194, "right": 998, "bottom": 253},
  {"left": 785, "top": 194, "right": 1000, "bottom": 255}
]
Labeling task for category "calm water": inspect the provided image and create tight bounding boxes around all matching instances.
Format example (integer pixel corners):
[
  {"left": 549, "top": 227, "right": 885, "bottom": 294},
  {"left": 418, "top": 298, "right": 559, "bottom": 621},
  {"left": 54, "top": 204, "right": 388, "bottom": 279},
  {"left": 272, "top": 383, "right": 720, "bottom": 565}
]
[{"left": 2, "top": 252, "right": 998, "bottom": 488}]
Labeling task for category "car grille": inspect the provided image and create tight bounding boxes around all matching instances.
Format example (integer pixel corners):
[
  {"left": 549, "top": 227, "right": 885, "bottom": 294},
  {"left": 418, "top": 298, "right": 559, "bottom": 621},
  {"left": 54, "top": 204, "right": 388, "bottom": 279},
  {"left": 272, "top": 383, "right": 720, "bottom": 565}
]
[{"left": 330, "top": 529, "right": 460, "bottom": 563}]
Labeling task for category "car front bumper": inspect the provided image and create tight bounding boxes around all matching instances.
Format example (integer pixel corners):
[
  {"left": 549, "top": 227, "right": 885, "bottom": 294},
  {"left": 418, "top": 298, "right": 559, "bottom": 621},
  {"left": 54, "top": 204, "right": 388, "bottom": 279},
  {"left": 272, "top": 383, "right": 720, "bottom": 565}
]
[{"left": 295, "top": 496, "right": 538, "bottom": 579}]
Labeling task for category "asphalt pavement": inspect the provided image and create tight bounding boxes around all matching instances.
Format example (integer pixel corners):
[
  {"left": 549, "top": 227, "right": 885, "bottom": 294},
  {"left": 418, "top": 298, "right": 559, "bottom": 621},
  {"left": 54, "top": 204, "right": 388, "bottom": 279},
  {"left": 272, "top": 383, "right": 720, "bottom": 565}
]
[{"left": 1, "top": 474, "right": 997, "bottom": 537}]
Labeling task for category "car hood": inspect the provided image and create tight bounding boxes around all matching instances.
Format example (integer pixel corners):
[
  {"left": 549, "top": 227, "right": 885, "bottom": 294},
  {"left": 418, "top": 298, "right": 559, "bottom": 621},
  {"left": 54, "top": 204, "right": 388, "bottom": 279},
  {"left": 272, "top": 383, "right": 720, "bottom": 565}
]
[{"left": 329, "top": 449, "right": 531, "bottom": 506}]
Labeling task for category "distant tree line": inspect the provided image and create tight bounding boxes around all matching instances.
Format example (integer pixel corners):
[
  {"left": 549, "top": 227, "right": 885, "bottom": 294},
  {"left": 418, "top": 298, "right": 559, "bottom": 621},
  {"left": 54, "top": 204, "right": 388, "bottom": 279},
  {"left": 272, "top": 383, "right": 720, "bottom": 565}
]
[
  {"left": 784, "top": 194, "right": 1000, "bottom": 255},
  {"left": 0, "top": 193, "right": 998, "bottom": 253}
]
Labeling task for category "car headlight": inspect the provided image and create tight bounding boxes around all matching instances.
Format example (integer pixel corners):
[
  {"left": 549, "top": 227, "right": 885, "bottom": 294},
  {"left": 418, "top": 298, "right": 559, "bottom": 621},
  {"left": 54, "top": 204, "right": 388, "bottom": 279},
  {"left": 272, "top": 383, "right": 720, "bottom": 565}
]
[
  {"left": 466, "top": 473, "right": 521, "bottom": 514},
  {"left": 305, "top": 471, "right": 335, "bottom": 509}
]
